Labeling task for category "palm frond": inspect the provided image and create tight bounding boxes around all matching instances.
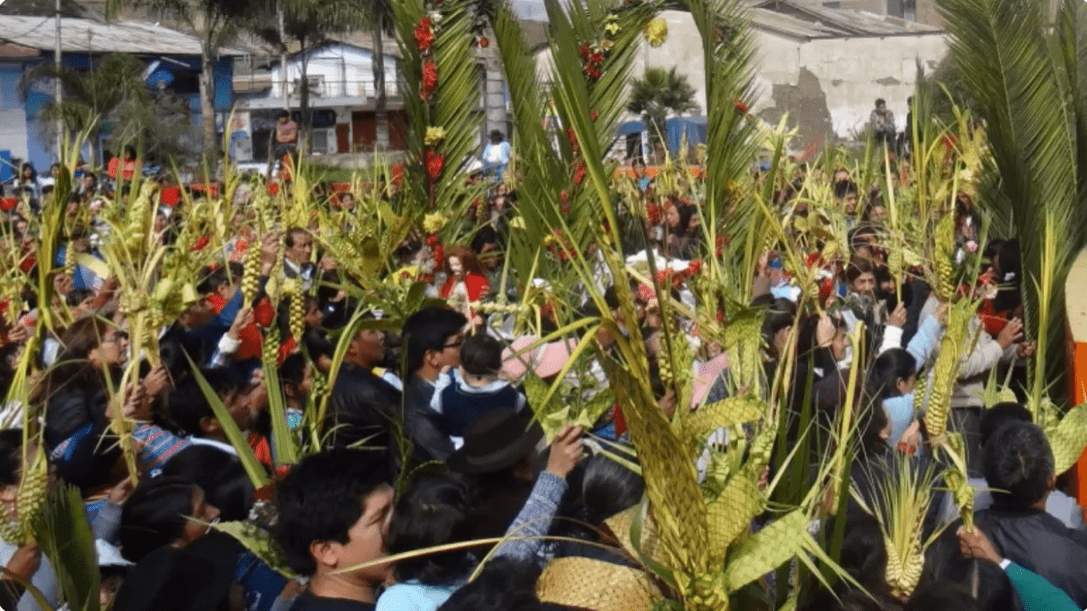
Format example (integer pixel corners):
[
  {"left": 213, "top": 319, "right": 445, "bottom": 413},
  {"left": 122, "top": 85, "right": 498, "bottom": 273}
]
[{"left": 937, "top": 0, "right": 1087, "bottom": 399}]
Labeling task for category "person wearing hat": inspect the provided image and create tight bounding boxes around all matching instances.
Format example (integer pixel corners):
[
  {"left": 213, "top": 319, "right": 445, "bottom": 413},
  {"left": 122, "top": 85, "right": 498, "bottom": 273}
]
[
  {"left": 481, "top": 130, "right": 510, "bottom": 182},
  {"left": 448, "top": 410, "right": 584, "bottom": 558}
]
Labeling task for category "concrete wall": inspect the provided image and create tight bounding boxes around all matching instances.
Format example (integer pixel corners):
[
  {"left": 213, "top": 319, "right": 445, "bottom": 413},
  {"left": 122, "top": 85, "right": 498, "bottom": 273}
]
[
  {"left": 751, "top": 31, "right": 947, "bottom": 147},
  {"left": 533, "top": 10, "right": 946, "bottom": 153}
]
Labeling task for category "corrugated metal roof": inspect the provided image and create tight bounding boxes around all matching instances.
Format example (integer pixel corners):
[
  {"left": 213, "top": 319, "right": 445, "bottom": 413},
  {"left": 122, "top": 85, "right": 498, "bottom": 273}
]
[
  {"left": 747, "top": 0, "right": 942, "bottom": 38},
  {"left": 0, "top": 16, "right": 246, "bottom": 56},
  {"left": 749, "top": 7, "right": 842, "bottom": 39}
]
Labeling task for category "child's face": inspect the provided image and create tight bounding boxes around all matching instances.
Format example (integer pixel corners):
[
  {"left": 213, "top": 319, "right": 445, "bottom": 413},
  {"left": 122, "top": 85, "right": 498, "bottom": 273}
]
[{"left": 337, "top": 486, "right": 395, "bottom": 583}]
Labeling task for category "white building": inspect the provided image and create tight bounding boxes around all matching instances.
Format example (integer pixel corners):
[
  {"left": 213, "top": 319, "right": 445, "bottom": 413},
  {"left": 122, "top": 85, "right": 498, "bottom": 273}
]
[{"left": 233, "top": 41, "right": 406, "bottom": 160}]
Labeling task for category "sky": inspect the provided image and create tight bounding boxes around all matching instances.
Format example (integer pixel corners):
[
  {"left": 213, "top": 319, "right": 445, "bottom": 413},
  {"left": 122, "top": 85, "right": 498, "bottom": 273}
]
[{"left": 511, "top": 0, "right": 552, "bottom": 21}]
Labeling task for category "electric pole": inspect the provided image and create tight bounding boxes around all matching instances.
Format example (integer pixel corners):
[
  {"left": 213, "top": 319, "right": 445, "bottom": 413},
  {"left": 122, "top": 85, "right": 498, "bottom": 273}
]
[{"left": 54, "top": 0, "right": 63, "bottom": 161}]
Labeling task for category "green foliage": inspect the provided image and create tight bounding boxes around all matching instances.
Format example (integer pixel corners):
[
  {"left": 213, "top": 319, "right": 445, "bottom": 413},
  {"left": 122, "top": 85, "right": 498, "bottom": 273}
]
[
  {"left": 213, "top": 521, "right": 292, "bottom": 577},
  {"left": 627, "top": 66, "right": 699, "bottom": 155},
  {"left": 25, "top": 53, "right": 193, "bottom": 163},
  {"left": 937, "top": 0, "right": 1087, "bottom": 403},
  {"left": 29, "top": 484, "right": 100, "bottom": 611}
]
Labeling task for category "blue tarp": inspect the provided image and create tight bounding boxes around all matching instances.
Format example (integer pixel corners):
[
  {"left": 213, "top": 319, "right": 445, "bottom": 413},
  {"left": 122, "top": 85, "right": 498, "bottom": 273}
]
[
  {"left": 616, "top": 117, "right": 708, "bottom": 152},
  {"left": 666, "top": 116, "right": 707, "bottom": 152},
  {"left": 616, "top": 120, "right": 647, "bottom": 136}
]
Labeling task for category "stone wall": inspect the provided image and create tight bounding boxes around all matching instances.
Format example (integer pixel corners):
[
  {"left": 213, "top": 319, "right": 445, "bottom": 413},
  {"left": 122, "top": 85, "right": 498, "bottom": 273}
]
[
  {"left": 751, "top": 31, "right": 947, "bottom": 148},
  {"left": 533, "top": 10, "right": 947, "bottom": 152}
]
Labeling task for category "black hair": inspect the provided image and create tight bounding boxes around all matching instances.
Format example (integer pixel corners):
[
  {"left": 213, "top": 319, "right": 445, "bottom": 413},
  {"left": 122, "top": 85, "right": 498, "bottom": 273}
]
[
  {"left": 196, "top": 262, "right": 243, "bottom": 296},
  {"left": 866, "top": 348, "right": 917, "bottom": 402},
  {"left": 119, "top": 476, "right": 201, "bottom": 563},
  {"left": 386, "top": 473, "right": 475, "bottom": 585},
  {"left": 437, "top": 557, "right": 547, "bottom": 611},
  {"left": 978, "top": 402, "right": 1031, "bottom": 447},
  {"left": 905, "top": 581, "right": 978, "bottom": 611},
  {"left": 857, "top": 402, "right": 890, "bottom": 459},
  {"left": 460, "top": 333, "right": 502, "bottom": 377},
  {"left": 875, "top": 98, "right": 887, "bottom": 107},
  {"left": 284, "top": 227, "right": 308, "bottom": 248},
  {"left": 402, "top": 307, "right": 468, "bottom": 375},
  {"left": 65, "top": 288, "right": 94, "bottom": 308},
  {"left": 761, "top": 298, "right": 796, "bottom": 357},
  {"left": 0, "top": 429, "right": 23, "bottom": 487},
  {"left": 159, "top": 445, "right": 256, "bottom": 522},
  {"left": 937, "top": 558, "right": 1015, "bottom": 611},
  {"left": 837, "top": 512, "right": 888, "bottom": 593},
  {"left": 983, "top": 421, "right": 1054, "bottom": 510},
  {"left": 581, "top": 453, "right": 644, "bottom": 525},
  {"left": 274, "top": 448, "right": 390, "bottom": 576},
  {"left": 167, "top": 370, "right": 246, "bottom": 437},
  {"left": 835, "top": 180, "right": 859, "bottom": 200},
  {"left": 845, "top": 256, "right": 876, "bottom": 285},
  {"left": 279, "top": 352, "right": 307, "bottom": 388}
]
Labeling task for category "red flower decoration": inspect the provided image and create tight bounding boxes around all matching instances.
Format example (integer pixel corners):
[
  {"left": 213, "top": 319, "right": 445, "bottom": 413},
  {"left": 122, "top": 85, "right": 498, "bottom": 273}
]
[
  {"left": 478, "top": 37, "right": 489, "bottom": 48},
  {"left": 560, "top": 191, "right": 570, "bottom": 214},
  {"left": 591, "top": 51, "right": 604, "bottom": 64},
  {"left": 590, "top": 111, "right": 599, "bottom": 121},
  {"left": 734, "top": 98, "right": 749, "bottom": 114},
  {"left": 414, "top": 17, "right": 435, "bottom": 51},
  {"left": 470, "top": 197, "right": 483, "bottom": 209},
  {"left": 646, "top": 201, "right": 662, "bottom": 225},
  {"left": 426, "top": 233, "right": 440, "bottom": 248},
  {"left": 579, "top": 43, "right": 591, "bottom": 59},
  {"left": 432, "top": 243, "right": 444, "bottom": 270},
  {"left": 421, "top": 61, "right": 439, "bottom": 99},
  {"left": 565, "top": 128, "right": 578, "bottom": 151},
  {"left": 425, "top": 150, "right": 445, "bottom": 179},
  {"left": 586, "top": 65, "right": 602, "bottom": 80},
  {"left": 189, "top": 234, "right": 210, "bottom": 252},
  {"left": 687, "top": 259, "right": 703, "bottom": 275},
  {"left": 573, "top": 163, "right": 586, "bottom": 187}
]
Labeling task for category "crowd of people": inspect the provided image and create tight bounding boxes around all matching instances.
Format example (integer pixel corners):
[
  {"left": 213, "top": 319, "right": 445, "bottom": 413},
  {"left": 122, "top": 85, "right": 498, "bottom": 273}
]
[{"left": 0, "top": 136, "right": 1082, "bottom": 611}]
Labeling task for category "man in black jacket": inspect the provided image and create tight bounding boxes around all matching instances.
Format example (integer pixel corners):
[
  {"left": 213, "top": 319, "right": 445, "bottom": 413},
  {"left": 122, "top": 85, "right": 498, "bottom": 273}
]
[
  {"left": 326, "top": 315, "right": 459, "bottom": 463},
  {"left": 972, "top": 421, "right": 1087, "bottom": 608},
  {"left": 401, "top": 307, "right": 468, "bottom": 459}
]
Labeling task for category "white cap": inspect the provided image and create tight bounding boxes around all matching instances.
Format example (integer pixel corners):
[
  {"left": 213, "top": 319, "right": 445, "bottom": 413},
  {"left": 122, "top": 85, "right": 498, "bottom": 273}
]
[{"left": 96, "top": 539, "right": 133, "bottom": 568}]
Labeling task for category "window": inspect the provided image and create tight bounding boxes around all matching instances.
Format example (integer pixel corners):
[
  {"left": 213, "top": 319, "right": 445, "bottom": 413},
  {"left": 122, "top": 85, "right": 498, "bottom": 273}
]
[{"left": 0, "top": 65, "right": 22, "bottom": 110}]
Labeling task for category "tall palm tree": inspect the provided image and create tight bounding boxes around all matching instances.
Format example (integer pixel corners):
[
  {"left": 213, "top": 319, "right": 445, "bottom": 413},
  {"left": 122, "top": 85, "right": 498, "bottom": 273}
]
[
  {"left": 105, "top": 0, "right": 250, "bottom": 157},
  {"left": 246, "top": 0, "right": 364, "bottom": 152},
  {"left": 365, "top": 0, "right": 395, "bottom": 149},
  {"left": 626, "top": 66, "right": 699, "bottom": 159},
  {"left": 937, "top": 0, "right": 1087, "bottom": 405}
]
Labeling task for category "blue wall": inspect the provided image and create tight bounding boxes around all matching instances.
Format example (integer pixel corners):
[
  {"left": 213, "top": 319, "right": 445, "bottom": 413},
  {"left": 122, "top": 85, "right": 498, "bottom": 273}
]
[{"left": 16, "top": 53, "right": 235, "bottom": 169}]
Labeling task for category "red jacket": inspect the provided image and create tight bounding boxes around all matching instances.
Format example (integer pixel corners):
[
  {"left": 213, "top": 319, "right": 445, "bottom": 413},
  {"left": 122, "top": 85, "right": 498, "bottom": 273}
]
[{"left": 440, "top": 273, "right": 490, "bottom": 302}]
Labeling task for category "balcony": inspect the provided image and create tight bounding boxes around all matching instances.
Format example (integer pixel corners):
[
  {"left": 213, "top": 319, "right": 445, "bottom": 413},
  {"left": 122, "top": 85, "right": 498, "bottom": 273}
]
[{"left": 234, "top": 73, "right": 407, "bottom": 110}]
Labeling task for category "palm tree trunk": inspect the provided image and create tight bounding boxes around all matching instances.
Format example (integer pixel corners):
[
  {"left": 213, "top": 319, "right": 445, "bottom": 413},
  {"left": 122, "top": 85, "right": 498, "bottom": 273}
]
[
  {"left": 299, "top": 35, "right": 310, "bottom": 156},
  {"left": 200, "top": 39, "right": 218, "bottom": 156},
  {"left": 374, "top": 14, "right": 389, "bottom": 150},
  {"left": 279, "top": 0, "right": 288, "bottom": 111}
]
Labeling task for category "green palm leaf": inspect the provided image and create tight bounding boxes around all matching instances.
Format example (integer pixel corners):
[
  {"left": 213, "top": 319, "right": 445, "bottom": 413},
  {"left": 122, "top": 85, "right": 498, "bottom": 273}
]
[{"left": 938, "top": 0, "right": 1087, "bottom": 402}]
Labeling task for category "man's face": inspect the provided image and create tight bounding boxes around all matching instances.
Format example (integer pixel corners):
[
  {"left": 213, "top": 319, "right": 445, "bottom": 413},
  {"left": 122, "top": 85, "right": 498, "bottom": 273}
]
[
  {"left": 429, "top": 331, "right": 464, "bottom": 371},
  {"left": 181, "top": 296, "right": 217, "bottom": 329},
  {"left": 333, "top": 486, "right": 395, "bottom": 584},
  {"left": 877, "top": 103, "right": 887, "bottom": 113},
  {"left": 351, "top": 328, "right": 386, "bottom": 367},
  {"left": 287, "top": 233, "right": 313, "bottom": 264}
]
